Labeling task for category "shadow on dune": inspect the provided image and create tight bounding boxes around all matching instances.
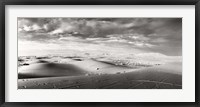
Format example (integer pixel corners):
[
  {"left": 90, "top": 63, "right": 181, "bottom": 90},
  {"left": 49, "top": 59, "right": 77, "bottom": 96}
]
[
  {"left": 18, "top": 63, "right": 88, "bottom": 79},
  {"left": 37, "top": 60, "right": 49, "bottom": 63}
]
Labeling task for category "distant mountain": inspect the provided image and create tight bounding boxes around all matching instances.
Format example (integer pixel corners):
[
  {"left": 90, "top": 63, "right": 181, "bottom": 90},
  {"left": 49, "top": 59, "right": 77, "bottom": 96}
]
[
  {"left": 134, "top": 53, "right": 182, "bottom": 64},
  {"left": 136, "top": 53, "right": 168, "bottom": 59}
]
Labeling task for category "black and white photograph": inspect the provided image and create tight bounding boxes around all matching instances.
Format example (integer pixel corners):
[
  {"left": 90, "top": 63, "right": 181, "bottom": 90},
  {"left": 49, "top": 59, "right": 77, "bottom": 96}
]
[{"left": 17, "top": 18, "right": 182, "bottom": 89}]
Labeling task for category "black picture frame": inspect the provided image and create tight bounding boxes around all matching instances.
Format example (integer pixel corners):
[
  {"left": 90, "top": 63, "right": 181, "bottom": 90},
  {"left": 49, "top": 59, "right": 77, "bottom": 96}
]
[{"left": 0, "top": 0, "right": 199, "bottom": 107}]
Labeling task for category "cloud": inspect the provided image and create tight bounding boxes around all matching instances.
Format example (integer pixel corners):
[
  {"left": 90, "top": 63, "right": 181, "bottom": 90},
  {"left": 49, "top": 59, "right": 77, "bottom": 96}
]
[
  {"left": 18, "top": 32, "right": 60, "bottom": 42},
  {"left": 18, "top": 18, "right": 182, "bottom": 56}
]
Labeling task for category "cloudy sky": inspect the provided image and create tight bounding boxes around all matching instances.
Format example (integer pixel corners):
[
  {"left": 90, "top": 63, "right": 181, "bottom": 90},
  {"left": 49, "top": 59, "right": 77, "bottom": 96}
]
[{"left": 18, "top": 18, "right": 182, "bottom": 56}]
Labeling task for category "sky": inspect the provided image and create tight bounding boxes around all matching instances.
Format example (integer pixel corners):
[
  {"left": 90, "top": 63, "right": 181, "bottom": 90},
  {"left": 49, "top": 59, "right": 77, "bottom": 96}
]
[{"left": 18, "top": 18, "right": 182, "bottom": 56}]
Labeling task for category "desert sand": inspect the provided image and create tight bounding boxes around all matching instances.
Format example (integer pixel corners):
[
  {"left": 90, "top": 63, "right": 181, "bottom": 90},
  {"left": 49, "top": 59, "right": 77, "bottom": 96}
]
[{"left": 18, "top": 56, "right": 182, "bottom": 89}]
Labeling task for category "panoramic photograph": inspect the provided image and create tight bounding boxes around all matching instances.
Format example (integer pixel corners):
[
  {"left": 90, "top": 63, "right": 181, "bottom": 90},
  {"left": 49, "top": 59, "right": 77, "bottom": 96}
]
[{"left": 18, "top": 18, "right": 182, "bottom": 89}]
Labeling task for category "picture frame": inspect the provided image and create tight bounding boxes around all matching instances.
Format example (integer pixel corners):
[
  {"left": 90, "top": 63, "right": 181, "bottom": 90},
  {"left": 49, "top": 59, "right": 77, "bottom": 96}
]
[{"left": 0, "top": 0, "right": 199, "bottom": 106}]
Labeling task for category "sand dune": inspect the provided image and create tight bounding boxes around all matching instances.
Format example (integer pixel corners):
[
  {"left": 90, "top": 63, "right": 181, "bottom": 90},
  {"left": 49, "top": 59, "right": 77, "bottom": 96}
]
[
  {"left": 18, "top": 59, "right": 133, "bottom": 79},
  {"left": 18, "top": 61, "right": 182, "bottom": 89},
  {"left": 18, "top": 63, "right": 88, "bottom": 79}
]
